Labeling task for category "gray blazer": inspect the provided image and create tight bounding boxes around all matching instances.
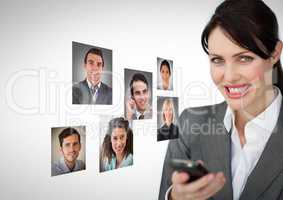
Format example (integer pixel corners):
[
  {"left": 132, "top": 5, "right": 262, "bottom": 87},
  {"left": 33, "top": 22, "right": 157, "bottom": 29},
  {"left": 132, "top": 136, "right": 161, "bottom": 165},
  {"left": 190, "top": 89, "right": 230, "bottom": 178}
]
[
  {"left": 159, "top": 101, "right": 283, "bottom": 200},
  {"left": 72, "top": 80, "right": 112, "bottom": 105}
]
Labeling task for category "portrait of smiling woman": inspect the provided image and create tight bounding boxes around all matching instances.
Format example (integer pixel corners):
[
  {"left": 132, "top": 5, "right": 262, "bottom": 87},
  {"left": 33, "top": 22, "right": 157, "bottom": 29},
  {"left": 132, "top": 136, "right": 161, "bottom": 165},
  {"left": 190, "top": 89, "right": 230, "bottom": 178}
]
[
  {"left": 157, "top": 97, "right": 179, "bottom": 141},
  {"left": 100, "top": 117, "right": 133, "bottom": 172},
  {"left": 157, "top": 58, "right": 173, "bottom": 91},
  {"left": 159, "top": 0, "right": 283, "bottom": 200}
]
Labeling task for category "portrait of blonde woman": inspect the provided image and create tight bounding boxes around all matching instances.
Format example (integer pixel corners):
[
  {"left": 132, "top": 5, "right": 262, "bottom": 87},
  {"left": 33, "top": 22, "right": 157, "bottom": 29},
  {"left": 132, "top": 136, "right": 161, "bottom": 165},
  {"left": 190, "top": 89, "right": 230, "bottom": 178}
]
[{"left": 157, "top": 97, "right": 179, "bottom": 141}]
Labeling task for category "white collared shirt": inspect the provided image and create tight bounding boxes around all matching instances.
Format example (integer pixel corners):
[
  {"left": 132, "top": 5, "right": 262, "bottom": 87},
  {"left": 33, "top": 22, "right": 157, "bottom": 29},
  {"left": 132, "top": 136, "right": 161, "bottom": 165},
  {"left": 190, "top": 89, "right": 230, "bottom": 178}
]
[
  {"left": 86, "top": 79, "right": 101, "bottom": 102},
  {"left": 224, "top": 87, "right": 282, "bottom": 200},
  {"left": 86, "top": 79, "right": 101, "bottom": 91},
  {"left": 135, "top": 110, "right": 144, "bottom": 120},
  {"left": 165, "top": 87, "right": 282, "bottom": 200}
]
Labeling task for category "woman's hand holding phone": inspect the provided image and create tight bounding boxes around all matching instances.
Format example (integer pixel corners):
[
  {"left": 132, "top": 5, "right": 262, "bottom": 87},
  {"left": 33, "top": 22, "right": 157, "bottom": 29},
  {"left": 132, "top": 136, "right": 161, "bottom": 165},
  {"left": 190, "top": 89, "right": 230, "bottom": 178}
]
[{"left": 170, "top": 160, "right": 226, "bottom": 200}]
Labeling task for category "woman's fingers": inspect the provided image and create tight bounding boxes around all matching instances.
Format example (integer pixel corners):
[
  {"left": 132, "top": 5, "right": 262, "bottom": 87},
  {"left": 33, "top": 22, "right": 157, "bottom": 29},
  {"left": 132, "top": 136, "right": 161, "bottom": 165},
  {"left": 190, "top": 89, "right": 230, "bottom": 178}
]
[
  {"left": 193, "top": 172, "right": 226, "bottom": 199},
  {"left": 171, "top": 171, "right": 226, "bottom": 200},
  {"left": 172, "top": 171, "right": 190, "bottom": 184},
  {"left": 182, "top": 173, "right": 215, "bottom": 193},
  {"left": 196, "top": 160, "right": 204, "bottom": 166}
]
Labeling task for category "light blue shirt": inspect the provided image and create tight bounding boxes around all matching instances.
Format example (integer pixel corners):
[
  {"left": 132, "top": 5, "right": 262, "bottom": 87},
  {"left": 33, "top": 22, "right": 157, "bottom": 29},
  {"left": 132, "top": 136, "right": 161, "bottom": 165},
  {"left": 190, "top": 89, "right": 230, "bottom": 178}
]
[
  {"left": 52, "top": 157, "right": 85, "bottom": 176},
  {"left": 103, "top": 153, "right": 133, "bottom": 171}
]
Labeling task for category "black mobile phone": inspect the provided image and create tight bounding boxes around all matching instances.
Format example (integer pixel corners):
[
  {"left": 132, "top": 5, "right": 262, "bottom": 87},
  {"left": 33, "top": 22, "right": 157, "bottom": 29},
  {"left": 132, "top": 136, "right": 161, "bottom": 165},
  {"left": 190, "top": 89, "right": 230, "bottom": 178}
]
[{"left": 170, "top": 159, "right": 209, "bottom": 183}]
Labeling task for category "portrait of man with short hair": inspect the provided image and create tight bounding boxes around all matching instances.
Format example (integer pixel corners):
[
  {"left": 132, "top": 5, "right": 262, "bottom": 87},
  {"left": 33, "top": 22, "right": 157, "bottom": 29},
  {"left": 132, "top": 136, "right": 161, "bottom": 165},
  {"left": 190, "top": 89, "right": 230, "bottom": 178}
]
[
  {"left": 72, "top": 42, "right": 112, "bottom": 105},
  {"left": 51, "top": 126, "right": 86, "bottom": 176},
  {"left": 124, "top": 69, "right": 152, "bottom": 120}
]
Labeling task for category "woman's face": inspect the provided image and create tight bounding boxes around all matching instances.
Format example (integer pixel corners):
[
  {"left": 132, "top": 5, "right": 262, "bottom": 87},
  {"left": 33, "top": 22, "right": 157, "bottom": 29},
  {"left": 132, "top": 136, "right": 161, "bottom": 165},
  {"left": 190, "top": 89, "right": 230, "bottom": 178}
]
[
  {"left": 111, "top": 127, "right": 127, "bottom": 156},
  {"left": 160, "top": 65, "right": 170, "bottom": 82},
  {"left": 208, "top": 27, "right": 274, "bottom": 115},
  {"left": 163, "top": 103, "right": 173, "bottom": 123}
]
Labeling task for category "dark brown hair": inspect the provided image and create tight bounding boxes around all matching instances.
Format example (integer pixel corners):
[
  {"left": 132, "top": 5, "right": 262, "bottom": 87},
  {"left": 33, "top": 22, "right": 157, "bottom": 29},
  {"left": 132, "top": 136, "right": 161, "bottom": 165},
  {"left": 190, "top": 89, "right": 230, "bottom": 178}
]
[
  {"left": 201, "top": 0, "right": 283, "bottom": 92},
  {"left": 58, "top": 127, "right": 80, "bottom": 147},
  {"left": 84, "top": 48, "right": 104, "bottom": 66},
  {"left": 160, "top": 60, "right": 171, "bottom": 75},
  {"left": 130, "top": 73, "right": 149, "bottom": 97}
]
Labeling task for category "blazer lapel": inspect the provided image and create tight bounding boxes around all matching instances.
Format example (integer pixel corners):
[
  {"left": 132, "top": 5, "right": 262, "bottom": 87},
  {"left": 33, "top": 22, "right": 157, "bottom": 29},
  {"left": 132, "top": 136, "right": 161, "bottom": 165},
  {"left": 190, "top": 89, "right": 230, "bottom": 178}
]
[
  {"left": 201, "top": 102, "right": 233, "bottom": 200},
  {"left": 240, "top": 102, "right": 283, "bottom": 200},
  {"left": 82, "top": 79, "right": 93, "bottom": 103}
]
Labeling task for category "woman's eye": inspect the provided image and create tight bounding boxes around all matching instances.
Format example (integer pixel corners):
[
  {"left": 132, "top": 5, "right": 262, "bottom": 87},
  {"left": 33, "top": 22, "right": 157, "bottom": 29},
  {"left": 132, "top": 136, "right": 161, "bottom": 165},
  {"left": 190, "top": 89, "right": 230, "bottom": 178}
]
[
  {"left": 210, "top": 57, "right": 224, "bottom": 64},
  {"left": 239, "top": 56, "right": 254, "bottom": 63}
]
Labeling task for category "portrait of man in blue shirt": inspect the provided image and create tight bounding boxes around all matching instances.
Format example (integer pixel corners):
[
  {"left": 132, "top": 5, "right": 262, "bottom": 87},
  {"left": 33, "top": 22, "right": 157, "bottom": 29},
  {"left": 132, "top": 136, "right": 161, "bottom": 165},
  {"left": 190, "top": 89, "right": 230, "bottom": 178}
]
[{"left": 52, "top": 127, "right": 85, "bottom": 176}]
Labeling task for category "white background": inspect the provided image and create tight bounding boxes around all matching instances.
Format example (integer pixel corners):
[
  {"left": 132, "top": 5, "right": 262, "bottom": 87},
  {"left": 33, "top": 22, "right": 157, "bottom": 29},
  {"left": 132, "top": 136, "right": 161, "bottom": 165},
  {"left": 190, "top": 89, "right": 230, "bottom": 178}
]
[{"left": 1, "top": 0, "right": 282, "bottom": 200}]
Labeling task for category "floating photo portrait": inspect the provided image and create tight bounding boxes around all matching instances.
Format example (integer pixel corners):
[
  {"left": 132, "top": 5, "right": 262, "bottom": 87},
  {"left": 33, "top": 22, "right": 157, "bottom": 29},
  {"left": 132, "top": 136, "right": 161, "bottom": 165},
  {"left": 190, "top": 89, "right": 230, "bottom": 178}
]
[
  {"left": 157, "top": 57, "right": 173, "bottom": 91},
  {"left": 124, "top": 69, "right": 153, "bottom": 121},
  {"left": 99, "top": 116, "right": 133, "bottom": 172},
  {"left": 72, "top": 41, "right": 113, "bottom": 105},
  {"left": 51, "top": 126, "right": 86, "bottom": 176},
  {"left": 157, "top": 97, "right": 179, "bottom": 141}
]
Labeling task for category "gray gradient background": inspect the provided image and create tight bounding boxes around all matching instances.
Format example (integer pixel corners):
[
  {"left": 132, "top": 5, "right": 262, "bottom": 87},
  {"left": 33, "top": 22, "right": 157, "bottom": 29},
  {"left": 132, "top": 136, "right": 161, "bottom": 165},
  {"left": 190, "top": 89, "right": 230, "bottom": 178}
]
[
  {"left": 72, "top": 41, "right": 112, "bottom": 87},
  {"left": 1, "top": 0, "right": 283, "bottom": 200}
]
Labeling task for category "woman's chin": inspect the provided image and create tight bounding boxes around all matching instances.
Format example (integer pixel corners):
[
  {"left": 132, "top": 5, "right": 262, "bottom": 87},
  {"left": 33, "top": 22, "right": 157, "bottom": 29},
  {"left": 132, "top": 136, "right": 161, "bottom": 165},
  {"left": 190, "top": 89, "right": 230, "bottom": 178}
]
[
  {"left": 226, "top": 101, "right": 245, "bottom": 111},
  {"left": 225, "top": 96, "right": 256, "bottom": 115},
  {"left": 114, "top": 150, "right": 124, "bottom": 156}
]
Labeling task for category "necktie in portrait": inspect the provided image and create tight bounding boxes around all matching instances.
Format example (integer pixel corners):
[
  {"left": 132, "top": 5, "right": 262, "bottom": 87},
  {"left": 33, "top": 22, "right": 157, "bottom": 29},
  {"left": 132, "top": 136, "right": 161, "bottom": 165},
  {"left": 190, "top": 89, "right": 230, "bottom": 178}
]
[{"left": 90, "top": 85, "right": 98, "bottom": 103}]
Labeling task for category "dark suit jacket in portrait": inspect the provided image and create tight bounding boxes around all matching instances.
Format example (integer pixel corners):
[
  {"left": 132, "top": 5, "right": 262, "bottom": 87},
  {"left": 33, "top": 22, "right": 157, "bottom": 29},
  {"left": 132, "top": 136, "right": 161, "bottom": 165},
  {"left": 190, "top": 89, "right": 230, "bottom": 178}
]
[
  {"left": 159, "top": 101, "right": 283, "bottom": 200},
  {"left": 157, "top": 123, "right": 179, "bottom": 141},
  {"left": 72, "top": 80, "right": 112, "bottom": 105}
]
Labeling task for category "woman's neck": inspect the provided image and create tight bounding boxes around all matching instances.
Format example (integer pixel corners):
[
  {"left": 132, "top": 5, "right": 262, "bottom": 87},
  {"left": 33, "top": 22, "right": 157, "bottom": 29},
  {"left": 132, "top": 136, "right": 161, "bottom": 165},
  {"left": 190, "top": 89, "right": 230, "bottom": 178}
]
[
  {"left": 162, "top": 81, "right": 169, "bottom": 90},
  {"left": 116, "top": 152, "right": 125, "bottom": 168},
  {"left": 165, "top": 121, "right": 172, "bottom": 126},
  {"left": 235, "top": 87, "right": 276, "bottom": 146}
]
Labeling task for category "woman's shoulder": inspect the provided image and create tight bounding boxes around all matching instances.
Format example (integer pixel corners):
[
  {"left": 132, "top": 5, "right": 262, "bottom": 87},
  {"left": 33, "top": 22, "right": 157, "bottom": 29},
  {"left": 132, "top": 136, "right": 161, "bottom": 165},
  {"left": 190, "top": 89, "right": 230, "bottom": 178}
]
[
  {"left": 171, "top": 123, "right": 179, "bottom": 131},
  {"left": 122, "top": 153, "right": 133, "bottom": 166},
  {"left": 171, "top": 102, "right": 227, "bottom": 148},
  {"left": 103, "top": 155, "right": 116, "bottom": 169},
  {"left": 157, "top": 126, "right": 163, "bottom": 134},
  {"left": 125, "top": 153, "right": 133, "bottom": 160},
  {"left": 179, "top": 101, "right": 227, "bottom": 122},
  {"left": 177, "top": 101, "right": 227, "bottom": 139}
]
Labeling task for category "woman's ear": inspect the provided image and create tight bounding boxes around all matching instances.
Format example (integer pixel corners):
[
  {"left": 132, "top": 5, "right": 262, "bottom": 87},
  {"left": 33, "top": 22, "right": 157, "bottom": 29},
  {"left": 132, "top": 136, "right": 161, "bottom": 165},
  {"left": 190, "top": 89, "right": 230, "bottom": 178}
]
[{"left": 271, "top": 41, "right": 283, "bottom": 65}]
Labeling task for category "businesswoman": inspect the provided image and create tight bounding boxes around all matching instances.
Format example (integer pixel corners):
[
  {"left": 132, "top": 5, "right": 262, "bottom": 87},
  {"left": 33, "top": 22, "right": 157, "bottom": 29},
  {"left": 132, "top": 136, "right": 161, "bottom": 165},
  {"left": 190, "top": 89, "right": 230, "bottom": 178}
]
[
  {"left": 157, "top": 98, "right": 179, "bottom": 141},
  {"left": 159, "top": 0, "right": 283, "bottom": 199},
  {"left": 158, "top": 59, "right": 172, "bottom": 90},
  {"left": 100, "top": 117, "right": 133, "bottom": 172}
]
